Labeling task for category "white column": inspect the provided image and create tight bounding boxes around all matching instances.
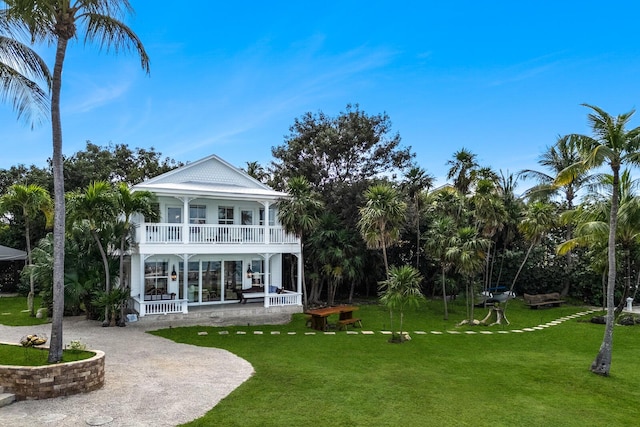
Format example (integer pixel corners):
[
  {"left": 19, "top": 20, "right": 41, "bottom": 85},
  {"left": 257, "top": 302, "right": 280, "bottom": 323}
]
[
  {"left": 263, "top": 201, "right": 271, "bottom": 244},
  {"left": 182, "top": 254, "right": 189, "bottom": 313},
  {"left": 263, "top": 253, "right": 271, "bottom": 308},
  {"left": 182, "top": 197, "right": 189, "bottom": 244},
  {"left": 297, "top": 252, "right": 303, "bottom": 306}
]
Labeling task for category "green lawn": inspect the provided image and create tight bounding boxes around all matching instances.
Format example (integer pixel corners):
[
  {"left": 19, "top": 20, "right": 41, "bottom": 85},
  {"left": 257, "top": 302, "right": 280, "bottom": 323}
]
[
  {"left": 151, "top": 300, "right": 640, "bottom": 427},
  {"left": 0, "top": 343, "right": 94, "bottom": 366},
  {"left": 0, "top": 296, "right": 49, "bottom": 326}
]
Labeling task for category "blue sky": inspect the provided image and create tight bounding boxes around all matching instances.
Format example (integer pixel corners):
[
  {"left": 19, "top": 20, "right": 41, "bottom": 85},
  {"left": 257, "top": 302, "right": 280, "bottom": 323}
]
[{"left": 2, "top": 1, "right": 640, "bottom": 190}]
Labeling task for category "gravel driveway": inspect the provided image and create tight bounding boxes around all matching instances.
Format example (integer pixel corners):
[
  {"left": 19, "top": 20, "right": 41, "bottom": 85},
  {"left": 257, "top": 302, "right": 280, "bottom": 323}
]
[{"left": 0, "top": 316, "right": 253, "bottom": 426}]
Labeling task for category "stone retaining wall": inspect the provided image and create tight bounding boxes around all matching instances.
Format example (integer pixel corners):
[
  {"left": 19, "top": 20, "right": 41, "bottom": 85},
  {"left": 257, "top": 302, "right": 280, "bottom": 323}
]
[{"left": 0, "top": 342, "right": 105, "bottom": 400}]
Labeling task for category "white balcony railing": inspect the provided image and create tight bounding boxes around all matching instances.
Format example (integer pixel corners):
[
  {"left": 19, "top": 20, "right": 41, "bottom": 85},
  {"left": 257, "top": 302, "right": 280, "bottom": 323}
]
[{"left": 141, "top": 223, "right": 299, "bottom": 245}]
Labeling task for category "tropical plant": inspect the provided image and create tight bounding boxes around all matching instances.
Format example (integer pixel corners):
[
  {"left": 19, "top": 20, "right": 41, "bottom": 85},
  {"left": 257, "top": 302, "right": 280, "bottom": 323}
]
[
  {"left": 446, "top": 148, "right": 479, "bottom": 195},
  {"left": 0, "top": 184, "right": 52, "bottom": 315},
  {"left": 378, "top": 265, "right": 424, "bottom": 343},
  {"left": 401, "top": 165, "right": 434, "bottom": 269},
  {"left": 66, "top": 181, "right": 117, "bottom": 325},
  {"left": 0, "top": 32, "right": 50, "bottom": 125},
  {"left": 277, "top": 176, "right": 324, "bottom": 309},
  {"left": 556, "top": 104, "right": 640, "bottom": 376},
  {"left": 1, "top": 0, "right": 150, "bottom": 362},
  {"left": 358, "top": 183, "right": 407, "bottom": 278},
  {"left": 424, "top": 215, "right": 456, "bottom": 320},
  {"left": 445, "top": 226, "right": 489, "bottom": 324}
]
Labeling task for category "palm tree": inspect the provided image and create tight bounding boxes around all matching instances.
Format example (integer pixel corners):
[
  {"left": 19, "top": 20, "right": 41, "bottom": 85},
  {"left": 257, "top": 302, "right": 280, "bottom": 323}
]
[
  {"left": 378, "top": 265, "right": 424, "bottom": 342},
  {"left": 445, "top": 226, "right": 489, "bottom": 324},
  {"left": 0, "top": 32, "right": 50, "bottom": 125},
  {"left": 556, "top": 104, "right": 640, "bottom": 376},
  {"left": 2, "top": 0, "right": 149, "bottom": 362},
  {"left": 504, "top": 200, "right": 556, "bottom": 309},
  {"left": 358, "top": 183, "right": 407, "bottom": 278},
  {"left": 401, "top": 165, "right": 434, "bottom": 269},
  {"left": 277, "top": 176, "right": 324, "bottom": 309},
  {"left": 114, "top": 183, "right": 157, "bottom": 324},
  {"left": 244, "top": 161, "right": 269, "bottom": 183},
  {"left": 0, "top": 184, "right": 52, "bottom": 316},
  {"left": 446, "top": 148, "right": 479, "bottom": 195},
  {"left": 424, "top": 215, "right": 456, "bottom": 320},
  {"left": 66, "top": 181, "right": 117, "bottom": 325}
]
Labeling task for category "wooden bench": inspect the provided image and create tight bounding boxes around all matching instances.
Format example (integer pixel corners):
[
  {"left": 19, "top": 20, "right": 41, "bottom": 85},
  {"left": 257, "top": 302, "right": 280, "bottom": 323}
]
[
  {"left": 523, "top": 292, "right": 565, "bottom": 309},
  {"left": 337, "top": 317, "right": 362, "bottom": 330}
]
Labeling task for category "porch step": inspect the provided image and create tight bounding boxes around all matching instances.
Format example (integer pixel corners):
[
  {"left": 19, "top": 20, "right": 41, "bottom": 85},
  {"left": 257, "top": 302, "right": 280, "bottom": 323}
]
[{"left": 0, "top": 392, "right": 16, "bottom": 407}]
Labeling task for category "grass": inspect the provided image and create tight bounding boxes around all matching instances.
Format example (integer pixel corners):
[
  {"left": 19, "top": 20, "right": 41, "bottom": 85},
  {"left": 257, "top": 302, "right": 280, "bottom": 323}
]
[
  {"left": 150, "top": 299, "right": 640, "bottom": 427},
  {"left": 0, "top": 296, "right": 50, "bottom": 326},
  {"left": 0, "top": 343, "right": 95, "bottom": 366}
]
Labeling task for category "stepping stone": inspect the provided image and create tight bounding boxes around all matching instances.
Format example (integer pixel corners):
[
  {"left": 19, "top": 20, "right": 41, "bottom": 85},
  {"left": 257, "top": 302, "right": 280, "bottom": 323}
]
[
  {"left": 380, "top": 331, "right": 392, "bottom": 335},
  {"left": 271, "top": 331, "right": 280, "bottom": 335},
  {"left": 430, "top": 331, "right": 443, "bottom": 335},
  {"left": 465, "top": 331, "right": 477, "bottom": 334},
  {"left": 324, "top": 331, "right": 336, "bottom": 335},
  {"left": 497, "top": 330, "right": 510, "bottom": 334},
  {"left": 304, "top": 332, "right": 316, "bottom": 335},
  {"left": 253, "top": 331, "right": 263, "bottom": 335},
  {"left": 346, "top": 331, "right": 358, "bottom": 335},
  {"left": 538, "top": 324, "right": 551, "bottom": 328},
  {"left": 86, "top": 415, "right": 114, "bottom": 426},
  {"left": 522, "top": 328, "right": 535, "bottom": 332},
  {"left": 236, "top": 331, "right": 246, "bottom": 335},
  {"left": 1, "top": 312, "right": 11, "bottom": 315},
  {"left": 361, "top": 331, "right": 375, "bottom": 335},
  {"left": 532, "top": 327, "right": 544, "bottom": 330},
  {"left": 197, "top": 331, "right": 208, "bottom": 336},
  {"left": 413, "top": 331, "right": 427, "bottom": 334},
  {"left": 480, "top": 331, "right": 493, "bottom": 334},
  {"left": 511, "top": 329, "right": 524, "bottom": 333},
  {"left": 218, "top": 331, "right": 229, "bottom": 335},
  {"left": 446, "top": 331, "right": 461, "bottom": 334},
  {"left": 287, "top": 332, "right": 296, "bottom": 335}
]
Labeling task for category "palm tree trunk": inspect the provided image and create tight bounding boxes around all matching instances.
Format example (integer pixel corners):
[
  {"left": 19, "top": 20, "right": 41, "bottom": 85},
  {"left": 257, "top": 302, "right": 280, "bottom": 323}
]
[
  {"left": 504, "top": 242, "right": 535, "bottom": 311},
  {"left": 441, "top": 265, "right": 448, "bottom": 320},
  {"left": 91, "top": 230, "right": 112, "bottom": 326},
  {"left": 48, "top": 37, "right": 69, "bottom": 364},
  {"left": 591, "top": 167, "right": 619, "bottom": 376},
  {"left": 24, "top": 219, "right": 35, "bottom": 317}
]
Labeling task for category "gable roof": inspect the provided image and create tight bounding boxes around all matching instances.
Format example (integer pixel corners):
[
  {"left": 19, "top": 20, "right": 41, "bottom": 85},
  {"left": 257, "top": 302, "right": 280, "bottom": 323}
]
[
  {"left": 133, "top": 154, "right": 287, "bottom": 201},
  {"left": 0, "top": 245, "right": 27, "bottom": 261}
]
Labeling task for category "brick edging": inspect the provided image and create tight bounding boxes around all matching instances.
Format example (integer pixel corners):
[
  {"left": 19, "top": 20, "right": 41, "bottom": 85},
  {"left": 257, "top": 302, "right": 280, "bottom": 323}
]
[{"left": 0, "top": 342, "right": 105, "bottom": 400}]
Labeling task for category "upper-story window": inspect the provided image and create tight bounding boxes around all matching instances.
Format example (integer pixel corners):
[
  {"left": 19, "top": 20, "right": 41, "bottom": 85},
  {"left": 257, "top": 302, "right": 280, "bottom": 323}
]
[
  {"left": 190, "top": 205, "right": 206, "bottom": 224},
  {"left": 218, "top": 206, "right": 234, "bottom": 225},
  {"left": 259, "top": 208, "right": 276, "bottom": 226},
  {"left": 241, "top": 210, "right": 253, "bottom": 225}
]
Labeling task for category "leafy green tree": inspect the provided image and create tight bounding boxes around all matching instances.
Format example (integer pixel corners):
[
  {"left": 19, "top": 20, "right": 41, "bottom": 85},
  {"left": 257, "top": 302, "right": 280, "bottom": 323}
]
[
  {"left": 379, "top": 265, "right": 424, "bottom": 342},
  {"left": 0, "top": 32, "right": 50, "bottom": 125},
  {"left": 2, "top": 0, "right": 149, "bottom": 362},
  {"left": 66, "top": 181, "right": 117, "bottom": 325},
  {"left": 358, "top": 183, "right": 407, "bottom": 278},
  {"left": 277, "top": 176, "right": 324, "bottom": 309},
  {"left": 557, "top": 104, "right": 640, "bottom": 376},
  {"left": 0, "top": 184, "right": 52, "bottom": 315}
]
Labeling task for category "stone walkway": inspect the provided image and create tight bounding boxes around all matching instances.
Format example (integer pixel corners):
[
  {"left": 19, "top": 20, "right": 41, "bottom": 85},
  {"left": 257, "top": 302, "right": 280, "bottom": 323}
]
[{"left": 0, "top": 317, "right": 254, "bottom": 427}]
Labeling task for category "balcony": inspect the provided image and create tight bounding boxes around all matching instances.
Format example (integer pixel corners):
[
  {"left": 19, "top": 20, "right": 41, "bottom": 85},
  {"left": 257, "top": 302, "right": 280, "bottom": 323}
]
[{"left": 139, "top": 223, "right": 299, "bottom": 245}]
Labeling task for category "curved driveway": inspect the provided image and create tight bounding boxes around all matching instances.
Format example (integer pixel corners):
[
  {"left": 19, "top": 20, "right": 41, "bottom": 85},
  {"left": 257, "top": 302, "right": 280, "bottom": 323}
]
[{"left": 0, "top": 316, "right": 253, "bottom": 426}]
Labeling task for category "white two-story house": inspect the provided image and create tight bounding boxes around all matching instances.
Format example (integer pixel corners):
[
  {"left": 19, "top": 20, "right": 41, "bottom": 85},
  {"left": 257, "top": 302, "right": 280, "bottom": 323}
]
[{"left": 128, "top": 154, "right": 303, "bottom": 318}]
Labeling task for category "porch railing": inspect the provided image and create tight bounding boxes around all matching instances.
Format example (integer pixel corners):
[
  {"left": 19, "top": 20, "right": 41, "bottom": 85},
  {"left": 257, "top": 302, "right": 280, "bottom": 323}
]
[
  {"left": 141, "top": 223, "right": 298, "bottom": 245},
  {"left": 267, "top": 291, "right": 302, "bottom": 307},
  {"left": 138, "top": 298, "right": 188, "bottom": 317}
]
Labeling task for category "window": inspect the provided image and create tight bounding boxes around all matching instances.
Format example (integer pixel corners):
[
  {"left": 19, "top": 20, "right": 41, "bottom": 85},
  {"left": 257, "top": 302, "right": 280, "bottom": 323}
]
[
  {"left": 241, "top": 210, "right": 253, "bottom": 225},
  {"left": 259, "top": 208, "right": 275, "bottom": 226},
  {"left": 144, "top": 259, "right": 169, "bottom": 296},
  {"left": 218, "top": 206, "right": 234, "bottom": 225},
  {"left": 190, "top": 205, "right": 206, "bottom": 224}
]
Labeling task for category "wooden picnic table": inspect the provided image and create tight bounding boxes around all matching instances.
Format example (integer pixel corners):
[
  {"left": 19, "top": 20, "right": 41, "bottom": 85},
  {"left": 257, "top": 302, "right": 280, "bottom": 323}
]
[{"left": 305, "top": 305, "right": 360, "bottom": 331}]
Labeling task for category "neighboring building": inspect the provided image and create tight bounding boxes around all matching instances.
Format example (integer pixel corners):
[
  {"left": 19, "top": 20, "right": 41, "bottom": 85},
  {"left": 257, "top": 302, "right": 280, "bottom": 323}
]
[{"left": 127, "top": 155, "right": 303, "bottom": 317}]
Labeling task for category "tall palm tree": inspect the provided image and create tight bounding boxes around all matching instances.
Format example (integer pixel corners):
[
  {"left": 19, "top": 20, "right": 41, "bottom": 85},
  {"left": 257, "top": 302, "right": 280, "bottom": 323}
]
[
  {"left": 446, "top": 148, "right": 479, "bottom": 195},
  {"left": 0, "top": 184, "right": 52, "bottom": 315},
  {"left": 556, "top": 104, "right": 640, "bottom": 376},
  {"left": 1, "top": 0, "right": 149, "bottom": 362},
  {"left": 66, "top": 181, "right": 116, "bottom": 325},
  {"left": 244, "top": 161, "right": 269, "bottom": 183},
  {"left": 424, "top": 215, "right": 456, "bottom": 320},
  {"left": 0, "top": 32, "right": 50, "bottom": 125},
  {"left": 504, "top": 200, "right": 556, "bottom": 309},
  {"left": 358, "top": 183, "right": 407, "bottom": 278},
  {"left": 277, "top": 176, "right": 324, "bottom": 309},
  {"left": 401, "top": 165, "right": 434, "bottom": 268}
]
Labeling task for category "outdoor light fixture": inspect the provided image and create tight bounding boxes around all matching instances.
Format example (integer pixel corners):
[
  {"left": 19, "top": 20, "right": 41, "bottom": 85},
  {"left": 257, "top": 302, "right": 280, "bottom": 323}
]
[
  {"left": 171, "top": 265, "right": 177, "bottom": 281},
  {"left": 246, "top": 265, "right": 253, "bottom": 279}
]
